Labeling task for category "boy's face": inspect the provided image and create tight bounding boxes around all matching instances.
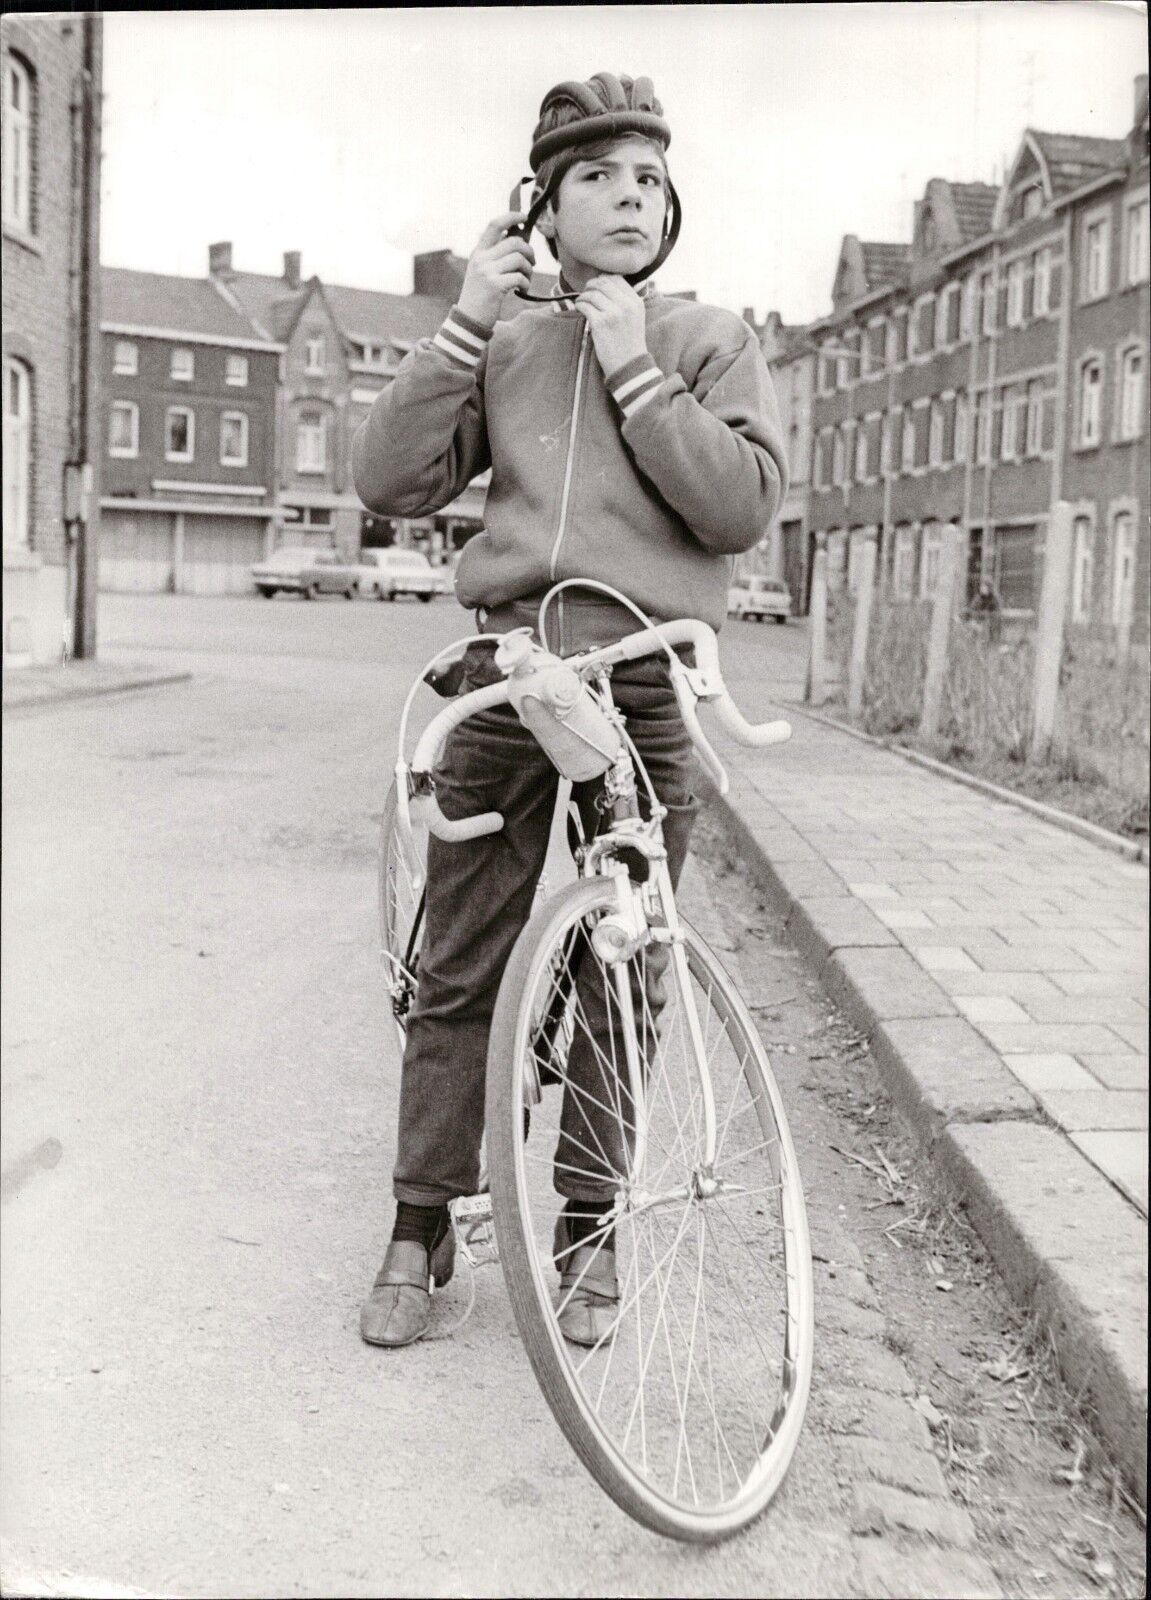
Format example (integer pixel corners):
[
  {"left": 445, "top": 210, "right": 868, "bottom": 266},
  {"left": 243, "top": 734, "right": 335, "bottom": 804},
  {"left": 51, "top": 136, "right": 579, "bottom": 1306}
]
[{"left": 544, "top": 136, "right": 668, "bottom": 287}]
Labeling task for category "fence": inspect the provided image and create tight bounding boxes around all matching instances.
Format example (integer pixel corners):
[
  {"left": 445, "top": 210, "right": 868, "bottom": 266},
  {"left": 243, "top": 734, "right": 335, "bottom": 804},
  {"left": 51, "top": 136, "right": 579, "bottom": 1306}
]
[{"left": 805, "top": 508, "right": 1150, "bottom": 839}]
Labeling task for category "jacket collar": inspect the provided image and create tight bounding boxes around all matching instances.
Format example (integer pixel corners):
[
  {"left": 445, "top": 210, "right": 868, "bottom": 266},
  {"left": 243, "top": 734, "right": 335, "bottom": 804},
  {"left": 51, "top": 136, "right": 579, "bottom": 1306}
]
[{"left": 550, "top": 275, "right": 657, "bottom": 314}]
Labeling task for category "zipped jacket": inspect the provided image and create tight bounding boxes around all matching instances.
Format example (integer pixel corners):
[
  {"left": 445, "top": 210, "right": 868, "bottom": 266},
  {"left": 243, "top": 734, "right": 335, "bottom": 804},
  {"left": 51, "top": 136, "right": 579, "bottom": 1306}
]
[{"left": 351, "top": 289, "right": 788, "bottom": 636}]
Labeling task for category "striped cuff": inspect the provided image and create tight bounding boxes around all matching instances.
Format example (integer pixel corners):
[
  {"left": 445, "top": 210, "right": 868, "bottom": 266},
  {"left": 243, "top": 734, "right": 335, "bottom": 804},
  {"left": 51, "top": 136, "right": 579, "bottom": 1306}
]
[
  {"left": 605, "top": 355, "right": 664, "bottom": 420},
  {"left": 432, "top": 306, "right": 494, "bottom": 370}
]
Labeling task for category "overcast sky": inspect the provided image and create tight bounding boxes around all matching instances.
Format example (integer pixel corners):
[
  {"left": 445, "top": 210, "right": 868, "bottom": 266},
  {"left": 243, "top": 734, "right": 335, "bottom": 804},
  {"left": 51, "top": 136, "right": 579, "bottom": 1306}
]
[{"left": 100, "top": 4, "right": 1147, "bottom": 324}]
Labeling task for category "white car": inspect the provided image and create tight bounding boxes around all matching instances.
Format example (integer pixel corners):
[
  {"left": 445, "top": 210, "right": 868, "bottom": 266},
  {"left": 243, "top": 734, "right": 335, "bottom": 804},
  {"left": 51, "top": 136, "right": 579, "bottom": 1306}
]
[
  {"left": 251, "top": 546, "right": 358, "bottom": 599},
  {"left": 355, "top": 549, "right": 445, "bottom": 602},
  {"left": 727, "top": 575, "right": 792, "bottom": 624}
]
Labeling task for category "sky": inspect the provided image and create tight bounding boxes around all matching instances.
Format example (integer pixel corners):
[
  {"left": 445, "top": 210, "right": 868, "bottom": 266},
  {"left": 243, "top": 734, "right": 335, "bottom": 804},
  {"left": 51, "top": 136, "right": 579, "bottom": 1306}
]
[{"left": 99, "top": 4, "right": 1148, "bottom": 324}]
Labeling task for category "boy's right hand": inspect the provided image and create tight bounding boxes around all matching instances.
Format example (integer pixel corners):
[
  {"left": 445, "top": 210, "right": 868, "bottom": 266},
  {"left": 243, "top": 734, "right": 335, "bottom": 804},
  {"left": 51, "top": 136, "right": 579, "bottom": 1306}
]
[{"left": 456, "top": 213, "right": 536, "bottom": 328}]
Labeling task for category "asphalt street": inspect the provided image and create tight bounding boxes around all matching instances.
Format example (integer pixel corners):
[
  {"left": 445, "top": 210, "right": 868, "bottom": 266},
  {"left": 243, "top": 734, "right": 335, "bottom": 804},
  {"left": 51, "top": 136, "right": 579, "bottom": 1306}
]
[{"left": 2, "top": 594, "right": 1142, "bottom": 1599}]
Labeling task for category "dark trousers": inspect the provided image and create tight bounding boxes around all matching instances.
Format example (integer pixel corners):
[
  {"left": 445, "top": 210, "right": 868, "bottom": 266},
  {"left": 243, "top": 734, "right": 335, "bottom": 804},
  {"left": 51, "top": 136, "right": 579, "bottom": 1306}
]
[{"left": 393, "top": 646, "right": 699, "bottom": 1206}]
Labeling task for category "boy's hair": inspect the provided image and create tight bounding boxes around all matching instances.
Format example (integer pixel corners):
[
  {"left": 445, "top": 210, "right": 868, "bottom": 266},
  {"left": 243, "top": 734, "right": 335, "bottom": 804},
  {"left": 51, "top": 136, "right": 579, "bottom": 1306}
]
[{"left": 530, "top": 74, "right": 671, "bottom": 262}]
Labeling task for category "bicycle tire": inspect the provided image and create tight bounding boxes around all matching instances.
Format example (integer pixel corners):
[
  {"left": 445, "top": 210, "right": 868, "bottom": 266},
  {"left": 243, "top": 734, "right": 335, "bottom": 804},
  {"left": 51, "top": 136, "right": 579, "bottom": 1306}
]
[
  {"left": 486, "top": 877, "right": 813, "bottom": 1543},
  {"left": 378, "top": 776, "right": 426, "bottom": 1043}
]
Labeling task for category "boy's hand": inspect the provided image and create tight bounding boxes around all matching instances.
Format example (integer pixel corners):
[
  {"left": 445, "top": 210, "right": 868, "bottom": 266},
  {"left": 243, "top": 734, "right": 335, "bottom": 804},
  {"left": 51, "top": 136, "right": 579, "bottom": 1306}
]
[
  {"left": 457, "top": 213, "right": 536, "bottom": 328},
  {"left": 575, "top": 276, "right": 649, "bottom": 378}
]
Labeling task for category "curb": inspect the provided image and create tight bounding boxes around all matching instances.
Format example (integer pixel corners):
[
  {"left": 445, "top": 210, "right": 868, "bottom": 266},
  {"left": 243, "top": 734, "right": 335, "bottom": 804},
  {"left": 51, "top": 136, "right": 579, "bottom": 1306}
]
[
  {"left": 786, "top": 700, "right": 1149, "bottom": 866},
  {"left": 2, "top": 670, "right": 192, "bottom": 714},
  {"left": 702, "top": 773, "right": 1148, "bottom": 1505}
]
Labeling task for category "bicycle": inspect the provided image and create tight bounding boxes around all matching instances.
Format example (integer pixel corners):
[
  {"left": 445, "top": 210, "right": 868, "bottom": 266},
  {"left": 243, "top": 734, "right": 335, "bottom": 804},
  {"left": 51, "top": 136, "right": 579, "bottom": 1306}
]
[{"left": 378, "top": 579, "right": 813, "bottom": 1543}]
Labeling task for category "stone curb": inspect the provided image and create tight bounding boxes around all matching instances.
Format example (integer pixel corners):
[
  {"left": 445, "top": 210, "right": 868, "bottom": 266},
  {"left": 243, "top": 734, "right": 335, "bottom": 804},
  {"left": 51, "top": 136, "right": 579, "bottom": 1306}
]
[
  {"left": 2, "top": 669, "right": 192, "bottom": 713},
  {"left": 702, "top": 773, "right": 1148, "bottom": 1505},
  {"left": 785, "top": 700, "right": 1149, "bottom": 867}
]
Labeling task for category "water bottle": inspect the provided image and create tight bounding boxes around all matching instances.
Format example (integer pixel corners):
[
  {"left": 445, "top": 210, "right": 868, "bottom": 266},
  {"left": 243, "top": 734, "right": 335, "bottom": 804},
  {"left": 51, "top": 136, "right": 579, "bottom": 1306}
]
[{"left": 494, "top": 630, "right": 622, "bottom": 782}]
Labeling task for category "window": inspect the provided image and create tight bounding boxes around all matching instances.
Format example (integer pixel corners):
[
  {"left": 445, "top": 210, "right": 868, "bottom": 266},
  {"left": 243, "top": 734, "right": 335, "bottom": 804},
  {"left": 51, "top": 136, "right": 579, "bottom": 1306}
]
[
  {"left": 954, "top": 393, "right": 969, "bottom": 464},
  {"left": 920, "top": 524, "right": 943, "bottom": 598},
  {"left": 1019, "top": 184, "right": 1043, "bottom": 220},
  {"left": 1083, "top": 214, "right": 1110, "bottom": 302},
  {"left": 1124, "top": 195, "right": 1149, "bottom": 287},
  {"left": 165, "top": 406, "right": 194, "bottom": 461},
  {"left": 1033, "top": 246, "right": 1052, "bottom": 315},
  {"left": 975, "top": 391, "right": 992, "bottom": 464},
  {"left": 980, "top": 271, "right": 997, "bottom": 335},
  {"left": 225, "top": 354, "right": 249, "bottom": 387},
  {"left": 1000, "top": 387, "right": 1021, "bottom": 461},
  {"left": 108, "top": 400, "right": 139, "bottom": 459},
  {"left": 818, "top": 347, "right": 836, "bottom": 395},
  {"left": 113, "top": 340, "right": 138, "bottom": 376},
  {"left": 881, "top": 411, "right": 895, "bottom": 475},
  {"left": 171, "top": 347, "right": 194, "bottom": 382},
  {"left": 928, "top": 400, "right": 944, "bottom": 467},
  {"left": 934, "top": 293, "right": 950, "bottom": 351},
  {"left": 3, "top": 356, "right": 32, "bottom": 547},
  {"left": 2, "top": 55, "right": 32, "bottom": 232},
  {"left": 1025, "top": 380, "right": 1044, "bottom": 457},
  {"left": 945, "top": 282, "right": 962, "bottom": 345},
  {"left": 910, "top": 297, "right": 934, "bottom": 358},
  {"left": 960, "top": 276, "right": 976, "bottom": 341},
  {"left": 305, "top": 336, "right": 326, "bottom": 374},
  {"left": 1078, "top": 359, "right": 1102, "bottom": 447},
  {"left": 220, "top": 411, "right": 249, "bottom": 467},
  {"left": 1006, "top": 258, "right": 1027, "bottom": 327},
  {"left": 1071, "top": 515, "right": 1094, "bottom": 624},
  {"left": 864, "top": 321, "right": 885, "bottom": 377},
  {"left": 296, "top": 413, "right": 326, "bottom": 473},
  {"left": 854, "top": 422, "right": 869, "bottom": 483},
  {"left": 901, "top": 409, "right": 915, "bottom": 472},
  {"left": 1117, "top": 346, "right": 1145, "bottom": 441},
  {"left": 1111, "top": 512, "right": 1137, "bottom": 627},
  {"left": 831, "top": 427, "right": 846, "bottom": 487},
  {"left": 893, "top": 526, "right": 917, "bottom": 599}
]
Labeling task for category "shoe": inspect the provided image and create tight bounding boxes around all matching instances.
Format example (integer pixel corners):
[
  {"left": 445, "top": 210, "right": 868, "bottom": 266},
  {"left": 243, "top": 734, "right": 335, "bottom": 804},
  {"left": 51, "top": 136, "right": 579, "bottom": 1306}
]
[
  {"left": 552, "top": 1211, "right": 619, "bottom": 1348},
  {"left": 359, "top": 1226, "right": 455, "bottom": 1348}
]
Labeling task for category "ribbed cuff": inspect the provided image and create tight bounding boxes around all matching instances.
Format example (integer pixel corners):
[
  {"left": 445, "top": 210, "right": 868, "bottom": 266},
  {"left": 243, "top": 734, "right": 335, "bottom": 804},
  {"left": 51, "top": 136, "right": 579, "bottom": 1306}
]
[
  {"left": 604, "top": 354, "right": 664, "bottom": 419},
  {"left": 432, "top": 306, "right": 494, "bottom": 370}
]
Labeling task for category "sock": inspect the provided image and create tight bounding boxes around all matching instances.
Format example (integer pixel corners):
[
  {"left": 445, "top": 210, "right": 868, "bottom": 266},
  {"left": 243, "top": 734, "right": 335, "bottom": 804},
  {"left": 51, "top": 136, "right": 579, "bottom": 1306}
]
[
  {"left": 564, "top": 1196, "right": 614, "bottom": 1252},
  {"left": 392, "top": 1201, "right": 450, "bottom": 1254}
]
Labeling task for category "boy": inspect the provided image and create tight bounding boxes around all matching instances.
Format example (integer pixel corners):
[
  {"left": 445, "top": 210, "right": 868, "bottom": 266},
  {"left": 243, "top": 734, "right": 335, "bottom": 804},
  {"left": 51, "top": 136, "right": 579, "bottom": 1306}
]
[{"left": 352, "top": 71, "right": 787, "bottom": 1348}]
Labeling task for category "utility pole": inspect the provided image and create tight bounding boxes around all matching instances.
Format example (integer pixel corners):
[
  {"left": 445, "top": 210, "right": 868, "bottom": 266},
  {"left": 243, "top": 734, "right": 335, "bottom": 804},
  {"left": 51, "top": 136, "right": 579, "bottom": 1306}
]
[{"left": 69, "top": 14, "right": 100, "bottom": 659}]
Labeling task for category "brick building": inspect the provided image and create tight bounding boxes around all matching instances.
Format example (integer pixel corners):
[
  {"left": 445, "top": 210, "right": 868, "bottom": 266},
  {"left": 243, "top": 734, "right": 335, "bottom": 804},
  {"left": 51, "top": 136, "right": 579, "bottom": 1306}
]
[
  {"left": 99, "top": 268, "right": 281, "bottom": 593},
  {"left": 2, "top": 13, "right": 102, "bottom": 663},
  {"left": 802, "top": 76, "right": 1149, "bottom": 641},
  {"left": 758, "top": 311, "right": 816, "bottom": 610}
]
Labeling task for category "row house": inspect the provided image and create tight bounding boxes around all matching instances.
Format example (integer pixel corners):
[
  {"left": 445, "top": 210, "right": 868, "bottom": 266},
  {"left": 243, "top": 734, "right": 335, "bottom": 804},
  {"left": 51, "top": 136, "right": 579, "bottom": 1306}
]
[
  {"left": 2, "top": 13, "right": 102, "bottom": 664},
  {"left": 758, "top": 310, "right": 815, "bottom": 609},
  {"left": 100, "top": 267, "right": 281, "bottom": 593},
  {"left": 801, "top": 74, "right": 1149, "bottom": 640}
]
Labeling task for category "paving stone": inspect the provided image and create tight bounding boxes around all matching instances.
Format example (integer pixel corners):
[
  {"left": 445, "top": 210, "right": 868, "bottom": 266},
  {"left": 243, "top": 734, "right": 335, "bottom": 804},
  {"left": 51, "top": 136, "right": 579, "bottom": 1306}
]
[
  {"left": 835, "top": 1343, "right": 915, "bottom": 1396},
  {"left": 1004, "top": 1054, "right": 1102, "bottom": 1093},
  {"left": 1037, "top": 1090, "right": 1149, "bottom": 1132},
  {"left": 970, "top": 944, "right": 1089, "bottom": 972},
  {"left": 853, "top": 1544, "right": 1002, "bottom": 1599},
  {"left": 837, "top": 1436, "right": 947, "bottom": 1499},
  {"left": 915, "top": 945, "right": 978, "bottom": 972},
  {"left": 787, "top": 895, "right": 897, "bottom": 966},
  {"left": 847, "top": 881, "right": 900, "bottom": 901},
  {"left": 900, "top": 928, "right": 1009, "bottom": 953},
  {"left": 824, "top": 946, "right": 956, "bottom": 1026},
  {"left": 871, "top": 903, "right": 934, "bottom": 930},
  {"left": 952, "top": 995, "right": 1030, "bottom": 1024},
  {"left": 871, "top": 1018, "right": 1038, "bottom": 1136},
  {"left": 934, "top": 970, "right": 1061, "bottom": 999},
  {"left": 1110, "top": 1018, "right": 1150, "bottom": 1052},
  {"left": 851, "top": 1481, "right": 977, "bottom": 1546},
  {"left": 1079, "top": 1053, "right": 1149, "bottom": 1090},
  {"left": 820, "top": 1389, "right": 933, "bottom": 1450},
  {"left": 815, "top": 1297, "right": 888, "bottom": 1340},
  {"left": 1019, "top": 995, "right": 1147, "bottom": 1025},
  {"left": 1070, "top": 1130, "right": 1149, "bottom": 1215},
  {"left": 980, "top": 1022, "right": 1129, "bottom": 1054}
]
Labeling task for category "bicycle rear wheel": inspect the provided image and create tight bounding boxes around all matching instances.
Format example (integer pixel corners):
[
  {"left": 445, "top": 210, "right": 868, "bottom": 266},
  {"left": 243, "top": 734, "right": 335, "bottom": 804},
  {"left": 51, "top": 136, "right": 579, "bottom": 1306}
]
[
  {"left": 486, "top": 877, "right": 813, "bottom": 1543},
  {"left": 378, "top": 776, "right": 426, "bottom": 1043}
]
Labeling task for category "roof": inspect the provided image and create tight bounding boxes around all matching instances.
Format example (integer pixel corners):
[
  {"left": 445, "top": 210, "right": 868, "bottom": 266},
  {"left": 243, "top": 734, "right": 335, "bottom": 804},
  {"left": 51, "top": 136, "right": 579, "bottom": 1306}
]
[
  {"left": 219, "top": 271, "right": 310, "bottom": 341},
  {"left": 101, "top": 267, "right": 270, "bottom": 342},
  {"left": 1030, "top": 131, "right": 1128, "bottom": 195},
  {"left": 949, "top": 182, "right": 998, "bottom": 241},
  {"left": 323, "top": 283, "right": 452, "bottom": 344},
  {"left": 859, "top": 241, "right": 911, "bottom": 290}
]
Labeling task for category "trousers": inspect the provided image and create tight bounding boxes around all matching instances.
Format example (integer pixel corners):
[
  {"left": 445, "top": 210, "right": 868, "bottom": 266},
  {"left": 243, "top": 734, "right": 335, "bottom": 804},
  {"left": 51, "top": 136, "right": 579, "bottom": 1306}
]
[{"left": 392, "top": 641, "right": 700, "bottom": 1206}]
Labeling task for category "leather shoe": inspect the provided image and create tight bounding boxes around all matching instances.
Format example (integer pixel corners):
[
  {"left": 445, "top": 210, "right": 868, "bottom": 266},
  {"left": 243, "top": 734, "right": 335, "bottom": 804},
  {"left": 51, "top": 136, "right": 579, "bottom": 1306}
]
[
  {"left": 360, "top": 1228, "right": 455, "bottom": 1348},
  {"left": 553, "top": 1212, "right": 619, "bottom": 1348}
]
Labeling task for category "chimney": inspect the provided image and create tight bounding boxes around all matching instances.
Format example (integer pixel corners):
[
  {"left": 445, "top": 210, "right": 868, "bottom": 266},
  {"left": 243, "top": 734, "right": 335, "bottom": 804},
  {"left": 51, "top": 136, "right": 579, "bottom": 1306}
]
[
  {"left": 208, "top": 241, "right": 233, "bottom": 278},
  {"left": 283, "top": 251, "right": 302, "bottom": 290},
  {"left": 414, "top": 249, "right": 467, "bottom": 301}
]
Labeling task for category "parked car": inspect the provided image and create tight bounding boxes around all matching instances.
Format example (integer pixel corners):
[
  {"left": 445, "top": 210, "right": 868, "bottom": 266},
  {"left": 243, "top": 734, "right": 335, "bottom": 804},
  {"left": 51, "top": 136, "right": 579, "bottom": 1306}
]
[
  {"left": 355, "top": 549, "right": 445, "bottom": 602},
  {"left": 251, "top": 546, "right": 359, "bottom": 600},
  {"left": 727, "top": 574, "right": 792, "bottom": 623}
]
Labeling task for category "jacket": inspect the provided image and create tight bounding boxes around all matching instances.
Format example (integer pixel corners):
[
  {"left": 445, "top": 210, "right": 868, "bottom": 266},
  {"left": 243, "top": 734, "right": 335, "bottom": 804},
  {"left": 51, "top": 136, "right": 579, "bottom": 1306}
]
[{"left": 351, "top": 289, "right": 789, "bottom": 637}]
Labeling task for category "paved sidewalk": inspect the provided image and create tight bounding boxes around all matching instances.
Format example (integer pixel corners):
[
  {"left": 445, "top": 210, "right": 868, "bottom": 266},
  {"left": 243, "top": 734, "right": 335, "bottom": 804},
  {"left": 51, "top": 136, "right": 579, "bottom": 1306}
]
[
  {"left": 708, "top": 703, "right": 1148, "bottom": 1500},
  {"left": 2, "top": 659, "right": 191, "bottom": 713}
]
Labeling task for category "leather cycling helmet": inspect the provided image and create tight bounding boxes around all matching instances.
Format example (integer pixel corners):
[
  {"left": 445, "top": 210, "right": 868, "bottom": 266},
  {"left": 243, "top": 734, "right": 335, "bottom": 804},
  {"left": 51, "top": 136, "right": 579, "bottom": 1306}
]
[{"left": 510, "top": 72, "right": 682, "bottom": 301}]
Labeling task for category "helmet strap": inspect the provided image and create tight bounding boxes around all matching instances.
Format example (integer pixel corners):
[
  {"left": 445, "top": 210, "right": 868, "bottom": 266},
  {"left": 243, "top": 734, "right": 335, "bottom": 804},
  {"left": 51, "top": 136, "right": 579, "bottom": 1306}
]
[{"left": 508, "top": 174, "right": 681, "bottom": 303}]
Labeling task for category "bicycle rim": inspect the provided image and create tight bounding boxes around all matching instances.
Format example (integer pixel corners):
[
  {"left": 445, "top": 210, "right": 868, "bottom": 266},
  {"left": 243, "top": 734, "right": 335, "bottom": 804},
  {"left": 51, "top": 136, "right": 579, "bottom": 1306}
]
[
  {"left": 486, "top": 878, "right": 813, "bottom": 1542},
  {"left": 378, "top": 777, "right": 426, "bottom": 1043}
]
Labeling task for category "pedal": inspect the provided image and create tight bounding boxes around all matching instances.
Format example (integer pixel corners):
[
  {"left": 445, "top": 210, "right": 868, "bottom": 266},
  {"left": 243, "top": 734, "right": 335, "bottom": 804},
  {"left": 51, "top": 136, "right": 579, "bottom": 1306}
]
[{"left": 451, "top": 1193, "right": 499, "bottom": 1268}]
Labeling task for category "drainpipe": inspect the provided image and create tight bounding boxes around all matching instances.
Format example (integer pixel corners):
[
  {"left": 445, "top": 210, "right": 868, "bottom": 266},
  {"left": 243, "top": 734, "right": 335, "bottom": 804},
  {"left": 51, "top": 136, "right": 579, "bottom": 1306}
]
[{"left": 70, "top": 15, "right": 99, "bottom": 659}]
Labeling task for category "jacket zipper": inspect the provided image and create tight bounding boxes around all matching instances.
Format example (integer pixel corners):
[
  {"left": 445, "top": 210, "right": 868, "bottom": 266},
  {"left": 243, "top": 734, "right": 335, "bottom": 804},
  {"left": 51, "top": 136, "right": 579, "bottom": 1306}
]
[{"left": 548, "top": 321, "right": 590, "bottom": 593}]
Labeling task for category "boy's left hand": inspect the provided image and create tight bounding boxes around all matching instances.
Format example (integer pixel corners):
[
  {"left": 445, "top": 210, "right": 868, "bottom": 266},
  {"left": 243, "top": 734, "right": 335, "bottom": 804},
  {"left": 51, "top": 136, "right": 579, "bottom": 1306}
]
[{"left": 574, "top": 276, "right": 649, "bottom": 377}]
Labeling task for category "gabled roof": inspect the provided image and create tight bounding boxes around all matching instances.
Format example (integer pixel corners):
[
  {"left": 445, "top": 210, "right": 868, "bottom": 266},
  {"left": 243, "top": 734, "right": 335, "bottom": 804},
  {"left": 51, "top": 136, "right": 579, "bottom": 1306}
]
[
  {"left": 859, "top": 241, "right": 911, "bottom": 290},
  {"left": 219, "top": 271, "right": 310, "bottom": 342},
  {"left": 323, "top": 283, "right": 453, "bottom": 345},
  {"left": 949, "top": 182, "right": 998, "bottom": 241},
  {"left": 101, "top": 266, "right": 272, "bottom": 343},
  {"left": 1029, "top": 131, "right": 1128, "bottom": 196}
]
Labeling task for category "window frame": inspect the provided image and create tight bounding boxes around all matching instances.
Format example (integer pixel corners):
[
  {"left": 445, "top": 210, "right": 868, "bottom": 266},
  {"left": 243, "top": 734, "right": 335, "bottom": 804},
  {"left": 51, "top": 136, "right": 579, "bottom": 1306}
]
[
  {"left": 108, "top": 399, "right": 140, "bottom": 460},
  {"left": 974, "top": 391, "right": 992, "bottom": 464},
  {"left": 1005, "top": 257, "right": 1027, "bottom": 327},
  {"left": 219, "top": 409, "right": 249, "bottom": 468},
  {"left": 304, "top": 335, "right": 326, "bottom": 376},
  {"left": 170, "top": 347, "right": 195, "bottom": 383},
  {"left": 954, "top": 392, "right": 969, "bottom": 465},
  {"left": 1081, "top": 207, "right": 1111, "bottom": 304},
  {"left": 1122, "top": 191, "right": 1149, "bottom": 288},
  {"left": 296, "top": 412, "right": 326, "bottom": 474},
  {"left": 2, "top": 54, "right": 32, "bottom": 235},
  {"left": 1025, "top": 379, "right": 1044, "bottom": 457},
  {"left": 900, "top": 407, "right": 916, "bottom": 473},
  {"left": 1116, "top": 343, "right": 1145, "bottom": 442},
  {"left": 919, "top": 522, "right": 943, "bottom": 599},
  {"left": 1077, "top": 355, "right": 1103, "bottom": 449},
  {"left": 928, "top": 399, "right": 945, "bottom": 468},
  {"left": 892, "top": 525, "right": 917, "bottom": 600},
  {"left": 224, "top": 353, "right": 249, "bottom": 387},
  {"left": 3, "top": 354, "right": 33, "bottom": 548},
  {"left": 112, "top": 340, "right": 138, "bottom": 377},
  {"left": 980, "top": 270, "right": 997, "bottom": 336},
  {"left": 1070, "top": 514, "right": 1094, "bottom": 624},
  {"left": 164, "top": 404, "right": 195, "bottom": 463},
  {"left": 1032, "top": 245, "right": 1052, "bottom": 316},
  {"left": 1110, "top": 509, "right": 1137, "bottom": 627}
]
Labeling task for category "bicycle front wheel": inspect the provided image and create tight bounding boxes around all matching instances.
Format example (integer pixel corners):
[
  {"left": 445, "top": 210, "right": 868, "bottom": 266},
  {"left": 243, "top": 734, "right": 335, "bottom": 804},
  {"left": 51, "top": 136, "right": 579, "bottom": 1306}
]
[
  {"left": 378, "top": 776, "right": 426, "bottom": 1043},
  {"left": 486, "top": 878, "right": 813, "bottom": 1543}
]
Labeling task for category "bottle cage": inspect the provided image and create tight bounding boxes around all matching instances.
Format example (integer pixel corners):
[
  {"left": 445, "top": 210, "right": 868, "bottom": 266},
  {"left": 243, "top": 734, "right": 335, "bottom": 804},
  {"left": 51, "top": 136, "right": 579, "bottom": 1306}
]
[{"left": 506, "top": 172, "right": 682, "bottom": 303}]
